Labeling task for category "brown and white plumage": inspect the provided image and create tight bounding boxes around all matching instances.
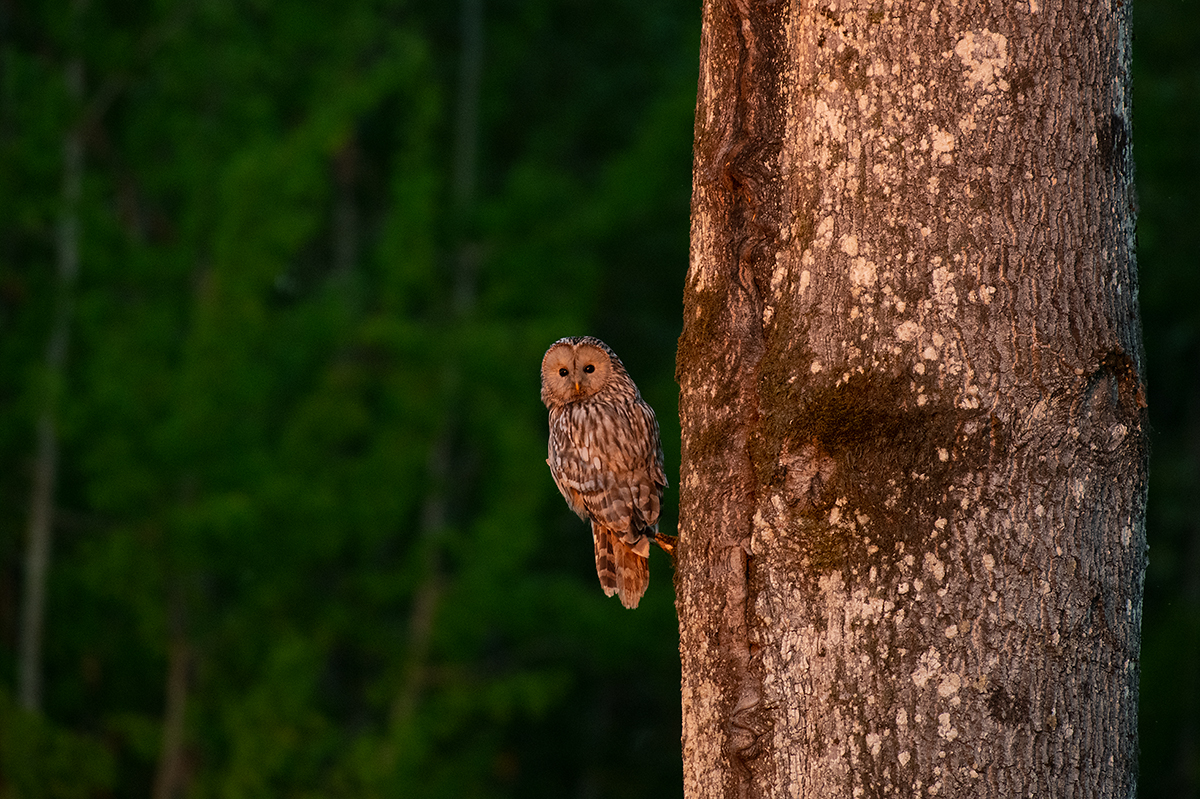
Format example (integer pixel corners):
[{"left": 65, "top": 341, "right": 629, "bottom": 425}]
[{"left": 541, "top": 336, "right": 667, "bottom": 609}]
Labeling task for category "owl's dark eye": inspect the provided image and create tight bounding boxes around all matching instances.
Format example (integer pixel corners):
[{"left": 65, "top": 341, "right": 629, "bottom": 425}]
[
  {"left": 584, "top": 364, "right": 595, "bottom": 373},
  {"left": 559, "top": 367, "right": 569, "bottom": 377}
]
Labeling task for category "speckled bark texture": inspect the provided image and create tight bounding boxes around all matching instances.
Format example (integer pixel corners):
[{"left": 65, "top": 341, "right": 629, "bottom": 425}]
[{"left": 675, "top": 0, "right": 1146, "bottom": 796}]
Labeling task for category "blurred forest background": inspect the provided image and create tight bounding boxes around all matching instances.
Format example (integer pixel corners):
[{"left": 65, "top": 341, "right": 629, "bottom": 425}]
[{"left": 0, "top": 0, "right": 1194, "bottom": 797}]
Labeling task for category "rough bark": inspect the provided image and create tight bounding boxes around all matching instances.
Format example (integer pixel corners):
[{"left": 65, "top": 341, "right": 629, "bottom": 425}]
[{"left": 676, "top": 0, "right": 1146, "bottom": 796}]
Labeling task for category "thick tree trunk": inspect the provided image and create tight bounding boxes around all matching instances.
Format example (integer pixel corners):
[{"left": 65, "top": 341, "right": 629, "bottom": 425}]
[{"left": 676, "top": 0, "right": 1146, "bottom": 796}]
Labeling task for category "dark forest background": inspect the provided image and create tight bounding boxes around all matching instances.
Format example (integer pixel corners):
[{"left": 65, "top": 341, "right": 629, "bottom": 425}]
[{"left": 0, "top": 1, "right": 1194, "bottom": 796}]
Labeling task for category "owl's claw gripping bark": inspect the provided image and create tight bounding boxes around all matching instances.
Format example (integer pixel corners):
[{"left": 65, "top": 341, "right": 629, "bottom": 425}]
[{"left": 653, "top": 533, "right": 677, "bottom": 557}]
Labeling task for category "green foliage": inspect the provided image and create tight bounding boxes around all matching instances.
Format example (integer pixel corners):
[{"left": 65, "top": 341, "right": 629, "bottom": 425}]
[
  {"left": 1, "top": 0, "right": 693, "bottom": 796},
  {"left": 1134, "top": 0, "right": 1200, "bottom": 794},
  {"left": 0, "top": 691, "right": 115, "bottom": 799}
]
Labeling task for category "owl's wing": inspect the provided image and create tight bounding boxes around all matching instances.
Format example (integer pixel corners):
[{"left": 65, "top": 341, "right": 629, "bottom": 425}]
[
  {"left": 624, "top": 399, "right": 667, "bottom": 531},
  {"left": 598, "top": 400, "right": 665, "bottom": 533},
  {"left": 632, "top": 399, "right": 668, "bottom": 489}
]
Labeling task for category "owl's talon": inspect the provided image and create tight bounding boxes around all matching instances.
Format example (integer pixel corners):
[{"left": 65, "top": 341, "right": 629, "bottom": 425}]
[{"left": 653, "top": 533, "right": 677, "bottom": 557}]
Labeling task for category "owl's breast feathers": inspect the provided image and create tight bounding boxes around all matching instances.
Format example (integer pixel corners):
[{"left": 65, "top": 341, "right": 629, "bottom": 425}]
[{"left": 547, "top": 399, "right": 665, "bottom": 536}]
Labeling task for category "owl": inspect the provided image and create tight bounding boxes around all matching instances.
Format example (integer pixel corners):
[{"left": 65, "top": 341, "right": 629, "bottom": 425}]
[{"left": 541, "top": 336, "right": 669, "bottom": 609}]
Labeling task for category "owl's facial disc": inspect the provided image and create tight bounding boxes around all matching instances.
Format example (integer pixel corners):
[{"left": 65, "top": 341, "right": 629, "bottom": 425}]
[{"left": 540, "top": 340, "right": 614, "bottom": 408}]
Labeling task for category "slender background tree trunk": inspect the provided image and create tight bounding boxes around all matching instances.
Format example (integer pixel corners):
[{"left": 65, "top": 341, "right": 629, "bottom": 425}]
[
  {"left": 389, "top": 0, "right": 483, "bottom": 751},
  {"left": 18, "top": 54, "right": 84, "bottom": 715},
  {"left": 151, "top": 587, "right": 190, "bottom": 799},
  {"left": 676, "top": 0, "right": 1146, "bottom": 796}
]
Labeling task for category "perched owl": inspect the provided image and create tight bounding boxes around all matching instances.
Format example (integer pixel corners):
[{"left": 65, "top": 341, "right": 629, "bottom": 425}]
[{"left": 541, "top": 336, "right": 669, "bottom": 609}]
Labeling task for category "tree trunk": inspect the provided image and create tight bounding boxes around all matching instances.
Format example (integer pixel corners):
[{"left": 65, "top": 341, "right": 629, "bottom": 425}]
[
  {"left": 675, "top": 0, "right": 1146, "bottom": 796},
  {"left": 18, "top": 54, "right": 84, "bottom": 714},
  {"left": 388, "top": 0, "right": 482, "bottom": 748},
  {"left": 151, "top": 588, "right": 190, "bottom": 799},
  {"left": 332, "top": 138, "right": 360, "bottom": 281}
]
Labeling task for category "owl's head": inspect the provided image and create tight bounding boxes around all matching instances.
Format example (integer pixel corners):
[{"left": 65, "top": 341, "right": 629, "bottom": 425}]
[{"left": 541, "top": 336, "right": 627, "bottom": 408}]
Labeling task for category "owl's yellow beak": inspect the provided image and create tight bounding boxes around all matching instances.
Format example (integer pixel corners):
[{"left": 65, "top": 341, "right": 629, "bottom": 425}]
[{"left": 574, "top": 381, "right": 581, "bottom": 393}]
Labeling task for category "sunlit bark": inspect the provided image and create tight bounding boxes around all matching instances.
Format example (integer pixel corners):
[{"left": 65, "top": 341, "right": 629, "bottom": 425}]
[{"left": 676, "top": 0, "right": 1146, "bottom": 795}]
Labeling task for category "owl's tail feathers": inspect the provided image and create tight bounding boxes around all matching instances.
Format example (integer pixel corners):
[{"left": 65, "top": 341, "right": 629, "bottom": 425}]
[
  {"left": 614, "top": 537, "right": 649, "bottom": 609},
  {"left": 593, "top": 526, "right": 649, "bottom": 609},
  {"left": 593, "top": 527, "right": 619, "bottom": 599}
]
